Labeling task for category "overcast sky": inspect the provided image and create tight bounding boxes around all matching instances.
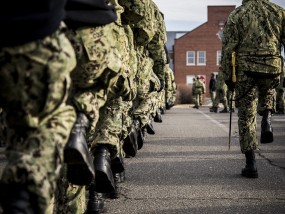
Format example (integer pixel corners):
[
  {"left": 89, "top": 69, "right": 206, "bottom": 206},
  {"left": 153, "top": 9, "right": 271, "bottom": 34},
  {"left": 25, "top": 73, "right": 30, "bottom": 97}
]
[{"left": 153, "top": 0, "right": 285, "bottom": 31}]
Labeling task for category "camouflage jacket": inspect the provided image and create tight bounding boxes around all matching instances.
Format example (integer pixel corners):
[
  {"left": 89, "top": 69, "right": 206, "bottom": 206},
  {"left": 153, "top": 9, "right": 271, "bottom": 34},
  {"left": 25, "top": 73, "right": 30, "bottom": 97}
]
[{"left": 221, "top": 0, "right": 285, "bottom": 80}]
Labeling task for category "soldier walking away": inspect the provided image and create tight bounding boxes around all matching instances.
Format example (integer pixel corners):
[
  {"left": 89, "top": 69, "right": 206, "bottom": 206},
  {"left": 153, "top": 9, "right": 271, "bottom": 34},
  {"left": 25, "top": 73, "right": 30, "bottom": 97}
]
[
  {"left": 210, "top": 73, "right": 230, "bottom": 113},
  {"left": 192, "top": 76, "right": 205, "bottom": 109},
  {"left": 221, "top": 0, "right": 285, "bottom": 178}
]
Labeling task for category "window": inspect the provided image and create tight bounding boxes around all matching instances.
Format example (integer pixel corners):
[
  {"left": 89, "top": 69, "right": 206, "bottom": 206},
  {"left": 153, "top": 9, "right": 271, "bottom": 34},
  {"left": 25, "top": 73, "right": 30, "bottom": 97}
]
[
  {"left": 186, "top": 51, "right": 195, "bottom": 66},
  {"left": 197, "top": 51, "right": 206, "bottom": 65},
  {"left": 217, "top": 50, "right": 222, "bottom": 65},
  {"left": 186, "top": 75, "right": 195, "bottom": 85}
]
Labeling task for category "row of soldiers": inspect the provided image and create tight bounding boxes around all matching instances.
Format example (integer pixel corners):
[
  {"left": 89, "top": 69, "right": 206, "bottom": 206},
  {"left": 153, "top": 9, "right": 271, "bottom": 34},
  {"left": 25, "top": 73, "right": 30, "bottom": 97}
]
[{"left": 0, "top": 0, "right": 176, "bottom": 213}]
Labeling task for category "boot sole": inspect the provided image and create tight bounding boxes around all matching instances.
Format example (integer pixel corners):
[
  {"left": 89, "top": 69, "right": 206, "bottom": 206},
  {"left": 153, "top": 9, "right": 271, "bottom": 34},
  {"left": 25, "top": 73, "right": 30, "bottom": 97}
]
[{"left": 260, "top": 131, "right": 274, "bottom": 144}]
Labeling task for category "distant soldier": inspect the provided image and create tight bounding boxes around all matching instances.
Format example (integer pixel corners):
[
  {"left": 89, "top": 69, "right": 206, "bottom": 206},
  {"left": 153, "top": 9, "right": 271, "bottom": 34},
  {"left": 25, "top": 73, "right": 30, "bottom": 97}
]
[
  {"left": 192, "top": 75, "right": 205, "bottom": 109},
  {"left": 209, "top": 73, "right": 217, "bottom": 108},
  {"left": 210, "top": 73, "right": 229, "bottom": 113},
  {"left": 221, "top": 0, "right": 285, "bottom": 178}
]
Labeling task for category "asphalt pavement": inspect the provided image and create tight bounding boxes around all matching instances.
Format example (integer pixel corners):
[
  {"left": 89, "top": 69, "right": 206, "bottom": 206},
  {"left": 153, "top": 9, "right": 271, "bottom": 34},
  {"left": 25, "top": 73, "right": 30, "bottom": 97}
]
[
  {"left": 0, "top": 105, "right": 284, "bottom": 214},
  {"left": 105, "top": 105, "right": 285, "bottom": 214}
]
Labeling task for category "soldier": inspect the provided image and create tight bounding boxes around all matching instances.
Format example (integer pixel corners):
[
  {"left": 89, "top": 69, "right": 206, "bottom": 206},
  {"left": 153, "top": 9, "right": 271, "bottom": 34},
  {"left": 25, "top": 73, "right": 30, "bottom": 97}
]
[
  {"left": 0, "top": 1, "right": 77, "bottom": 213},
  {"left": 60, "top": 0, "right": 137, "bottom": 212},
  {"left": 209, "top": 73, "right": 217, "bottom": 108},
  {"left": 120, "top": 0, "right": 167, "bottom": 147},
  {"left": 164, "top": 46, "right": 176, "bottom": 110},
  {"left": 210, "top": 74, "right": 229, "bottom": 113},
  {"left": 192, "top": 76, "right": 205, "bottom": 109},
  {"left": 221, "top": 0, "right": 285, "bottom": 178}
]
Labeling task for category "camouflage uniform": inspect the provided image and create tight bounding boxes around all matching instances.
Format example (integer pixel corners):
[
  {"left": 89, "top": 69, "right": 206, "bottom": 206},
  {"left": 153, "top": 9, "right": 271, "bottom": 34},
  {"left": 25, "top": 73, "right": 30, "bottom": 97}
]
[
  {"left": 212, "top": 74, "right": 228, "bottom": 110},
  {"left": 135, "top": 1, "right": 167, "bottom": 128},
  {"left": 165, "top": 64, "right": 176, "bottom": 108},
  {"left": 91, "top": 0, "right": 136, "bottom": 157},
  {"left": 276, "top": 69, "right": 285, "bottom": 114},
  {"left": 0, "top": 27, "right": 76, "bottom": 213},
  {"left": 120, "top": 0, "right": 156, "bottom": 129},
  {"left": 221, "top": 0, "right": 285, "bottom": 153},
  {"left": 192, "top": 77, "right": 205, "bottom": 108},
  {"left": 54, "top": 1, "right": 124, "bottom": 212}
]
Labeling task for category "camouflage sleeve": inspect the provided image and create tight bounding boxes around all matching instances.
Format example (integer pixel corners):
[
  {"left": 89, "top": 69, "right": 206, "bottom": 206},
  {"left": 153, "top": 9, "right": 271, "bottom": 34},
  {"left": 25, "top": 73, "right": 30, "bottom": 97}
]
[
  {"left": 119, "top": 0, "right": 155, "bottom": 45},
  {"left": 147, "top": 2, "right": 167, "bottom": 81},
  {"left": 221, "top": 13, "right": 239, "bottom": 81}
]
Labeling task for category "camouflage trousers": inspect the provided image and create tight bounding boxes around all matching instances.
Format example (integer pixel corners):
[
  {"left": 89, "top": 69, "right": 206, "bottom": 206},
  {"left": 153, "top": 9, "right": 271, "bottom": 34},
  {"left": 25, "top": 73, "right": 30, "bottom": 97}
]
[
  {"left": 276, "top": 87, "right": 284, "bottom": 111},
  {"left": 193, "top": 92, "right": 203, "bottom": 107},
  {"left": 91, "top": 96, "right": 125, "bottom": 158},
  {"left": 235, "top": 73, "right": 279, "bottom": 153},
  {"left": 0, "top": 30, "right": 76, "bottom": 213},
  {"left": 213, "top": 88, "right": 228, "bottom": 108}
]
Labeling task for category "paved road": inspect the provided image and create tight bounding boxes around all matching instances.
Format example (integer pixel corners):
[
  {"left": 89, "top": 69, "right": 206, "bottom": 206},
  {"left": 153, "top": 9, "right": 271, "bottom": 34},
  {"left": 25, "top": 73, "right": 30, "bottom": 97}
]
[
  {"left": 105, "top": 105, "right": 285, "bottom": 214},
  {"left": 0, "top": 105, "right": 284, "bottom": 213}
]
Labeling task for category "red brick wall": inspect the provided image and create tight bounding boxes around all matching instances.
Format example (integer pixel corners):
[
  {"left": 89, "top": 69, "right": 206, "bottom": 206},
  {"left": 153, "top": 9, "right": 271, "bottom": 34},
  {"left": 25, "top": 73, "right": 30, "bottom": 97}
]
[{"left": 174, "top": 6, "right": 235, "bottom": 98}]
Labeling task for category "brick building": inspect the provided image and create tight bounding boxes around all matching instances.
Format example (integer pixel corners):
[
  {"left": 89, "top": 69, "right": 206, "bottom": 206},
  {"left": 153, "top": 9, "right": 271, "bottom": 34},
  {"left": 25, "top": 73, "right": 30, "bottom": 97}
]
[{"left": 173, "top": 6, "right": 235, "bottom": 97}]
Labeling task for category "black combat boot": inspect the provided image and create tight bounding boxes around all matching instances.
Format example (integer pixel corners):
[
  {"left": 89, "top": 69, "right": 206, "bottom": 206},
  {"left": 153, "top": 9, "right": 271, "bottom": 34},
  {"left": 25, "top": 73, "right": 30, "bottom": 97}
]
[
  {"left": 260, "top": 110, "right": 274, "bottom": 144},
  {"left": 111, "top": 153, "right": 125, "bottom": 174},
  {"left": 64, "top": 113, "right": 95, "bottom": 185},
  {"left": 93, "top": 145, "right": 115, "bottom": 193},
  {"left": 133, "top": 119, "right": 145, "bottom": 150},
  {"left": 123, "top": 123, "right": 138, "bottom": 157},
  {"left": 106, "top": 154, "right": 125, "bottom": 199},
  {"left": 106, "top": 172, "right": 122, "bottom": 199},
  {"left": 219, "top": 107, "right": 229, "bottom": 113},
  {"left": 145, "top": 119, "right": 155, "bottom": 135},
  {"left": 210, "top": 107, "right": 218, "bottom": 113},
  {"left": 241, "top": 150, "right": 258, "bottom": 178},
  {"left": 154, "top": 109, "right": 163, "bottom": 123},
  {"left": 0, "top": 184, "right": 37, "bottom": 214},
  {"left": 85, "top": 183, "right": 105, "bottom": 214}
]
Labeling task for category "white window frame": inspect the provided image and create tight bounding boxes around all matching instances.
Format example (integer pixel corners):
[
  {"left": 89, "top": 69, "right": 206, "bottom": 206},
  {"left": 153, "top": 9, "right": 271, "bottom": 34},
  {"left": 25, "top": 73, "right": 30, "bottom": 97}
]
[
  {"left": 186, "top": 51, "right": 195, "bottom": 66},
  {"left": 217, "top": 50, "right": 222, "bottom": 65},
  {"left": 197, "top": 51, "right": 206, "bottom": 66}
]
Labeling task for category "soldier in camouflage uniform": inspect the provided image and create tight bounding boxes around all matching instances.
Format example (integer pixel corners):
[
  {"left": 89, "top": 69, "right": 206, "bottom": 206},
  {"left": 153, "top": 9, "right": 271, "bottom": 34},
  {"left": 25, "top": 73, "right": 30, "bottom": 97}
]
[
  {"left": 192, "top": 76, "right": 205, "bottom": 109},
  {"left": 120, "top": 0, "right": 167, "bottom": 147},
  {"left": 165, "top": 64, "right": 176, "bottom": 110},
  {"left": 210, "top": 72, "right": 229, "bottom": 113},
  {"left": 55, "top": 0, "right": 136, "bottom": 213},
  {"left": 221, "top": 0, "right": 285, "bottom": 178},
  {"left": 0, "top": 1, "right": 77, "bottom": 213}
]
